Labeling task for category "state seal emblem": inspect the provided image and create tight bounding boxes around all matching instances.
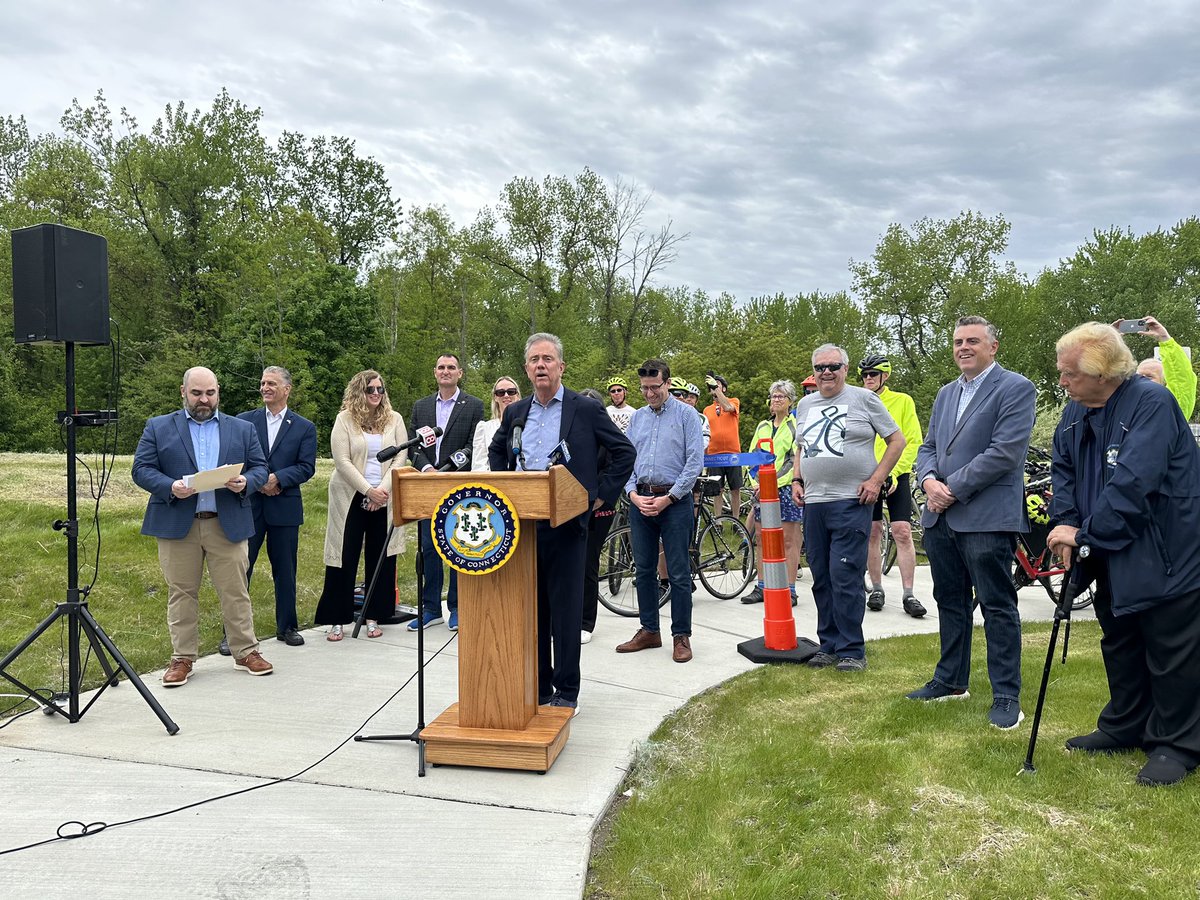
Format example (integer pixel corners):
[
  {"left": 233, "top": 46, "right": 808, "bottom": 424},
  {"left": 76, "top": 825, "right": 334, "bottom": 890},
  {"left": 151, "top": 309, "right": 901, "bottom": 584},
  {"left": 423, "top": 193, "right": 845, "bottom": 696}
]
[{"left": 431, "top": 483, "right": 520, "bottom": 575}]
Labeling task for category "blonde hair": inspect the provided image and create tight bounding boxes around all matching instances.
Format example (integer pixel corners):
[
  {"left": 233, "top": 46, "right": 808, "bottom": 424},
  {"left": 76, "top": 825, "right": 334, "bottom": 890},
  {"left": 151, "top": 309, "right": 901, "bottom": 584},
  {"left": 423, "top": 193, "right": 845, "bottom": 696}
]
[
  {"left": 1056, "top": 323, "right": 1136, "bottom": 381},
  {"left": 341, "top": 370, "right": 394, "bottom": 433},
  {"left": 490, "top": 376, "right": 521, "bottom": 420}
]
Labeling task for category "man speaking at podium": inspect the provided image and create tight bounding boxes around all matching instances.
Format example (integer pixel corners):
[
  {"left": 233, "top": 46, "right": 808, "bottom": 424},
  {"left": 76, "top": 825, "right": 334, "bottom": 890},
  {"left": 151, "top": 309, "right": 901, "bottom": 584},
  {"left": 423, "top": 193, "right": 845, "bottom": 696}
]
[{"left": 489, "top": 333, "right": 635, "bottom": 715}]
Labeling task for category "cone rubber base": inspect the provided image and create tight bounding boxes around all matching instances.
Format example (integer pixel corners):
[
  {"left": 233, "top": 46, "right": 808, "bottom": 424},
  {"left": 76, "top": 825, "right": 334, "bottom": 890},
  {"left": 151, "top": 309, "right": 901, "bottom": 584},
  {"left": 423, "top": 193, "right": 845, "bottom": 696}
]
[{"left": 737, "top": 635, "right": 821, "bottom": 664}]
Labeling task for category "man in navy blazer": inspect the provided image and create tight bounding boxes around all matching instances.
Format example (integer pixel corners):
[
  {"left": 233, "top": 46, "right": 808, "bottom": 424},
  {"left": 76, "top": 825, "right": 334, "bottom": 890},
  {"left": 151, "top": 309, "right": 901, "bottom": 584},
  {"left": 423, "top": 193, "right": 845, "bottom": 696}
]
[
  {"left": 237, "top": 366, "right": 317, "bottom": 648},
  {"left": 489, "top": 333, "right": 635, "bottom": 713},
  {"left": 908, "top": 316, "right": 1036, "bottom": 730},
  {"left": 132, "top": 367, "right": 273, "bottom": 687},
  {"left": 408, "top": 353, "right": 485, "bottom": 631}
]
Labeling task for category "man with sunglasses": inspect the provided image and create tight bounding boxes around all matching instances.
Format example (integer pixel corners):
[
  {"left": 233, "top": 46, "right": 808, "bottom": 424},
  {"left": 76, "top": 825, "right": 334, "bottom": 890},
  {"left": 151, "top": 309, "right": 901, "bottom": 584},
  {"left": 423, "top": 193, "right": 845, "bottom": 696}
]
[
  {"left": 605, "top": 375, "right": 636, "bottom": 434},
  {"left": 617, "top": 360, "right": 705, "bottom": 663},
  {"left": 409, "top": 353, "right": 485, "bottom": 632},
  {"left": 858, "top": 354, "right": 926, "bottom": 618},
  {"left": 791, "top": 345, "right": 904, "bottom": 673},
  {"left": 702, "top": 372, "right": 741, "bottom": 519}
]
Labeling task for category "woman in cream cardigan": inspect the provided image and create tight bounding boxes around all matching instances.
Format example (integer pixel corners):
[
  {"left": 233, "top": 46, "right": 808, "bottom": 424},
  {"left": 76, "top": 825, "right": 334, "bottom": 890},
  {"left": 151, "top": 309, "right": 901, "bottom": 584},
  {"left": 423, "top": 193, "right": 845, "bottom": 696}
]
[
  {"left": 470, "top": 375, "right": 521, "bottom": 471},
  {"left": 315, "top": 370, "right": 408, "bottom": 640}
]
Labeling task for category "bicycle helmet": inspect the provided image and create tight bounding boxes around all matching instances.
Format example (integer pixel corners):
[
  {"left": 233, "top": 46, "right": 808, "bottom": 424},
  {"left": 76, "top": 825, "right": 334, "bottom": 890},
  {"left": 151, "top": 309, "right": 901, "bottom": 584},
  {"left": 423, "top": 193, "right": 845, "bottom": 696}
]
[
  {"left": 605, "top": 375, "right": 628, "bottom": 390},
  {"left": 669, "top": 376, "right": 689, "bottom": 394},
  {"left": 857, "top": 354, "right": 892, "bottom": 375},
  {"left": 801, "top": 374, "right": 818, "bottom": 391},
  {"left": 686, "top": 382, "right": 701, "bottom": 397},
  {"left": 1026, "top": 493, "right": 1050, "bottom": 525}
]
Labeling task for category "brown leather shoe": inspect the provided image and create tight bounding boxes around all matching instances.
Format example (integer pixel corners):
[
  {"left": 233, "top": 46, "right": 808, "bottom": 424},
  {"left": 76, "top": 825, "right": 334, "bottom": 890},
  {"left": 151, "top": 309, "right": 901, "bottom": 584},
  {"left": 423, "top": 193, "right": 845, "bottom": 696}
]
[
  {"left": 162, "top": 657, "right": 193, "bottom": 687},
  {"left": 234, "top": 650, "right": 274, "bottom": 676},
  {"left": 672, "top": 635, "right": 692, "bottom": 663},
  {"left": 616, "top": 628, "right": 663, "bottom": 653}
]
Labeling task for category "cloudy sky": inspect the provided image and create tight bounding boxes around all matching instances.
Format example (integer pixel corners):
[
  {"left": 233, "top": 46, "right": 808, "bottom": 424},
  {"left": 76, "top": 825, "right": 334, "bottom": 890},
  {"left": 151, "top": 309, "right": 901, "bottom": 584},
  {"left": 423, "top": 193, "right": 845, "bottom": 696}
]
[{"left": 4, "top": 0, "right": 1198, "bottom": 300}]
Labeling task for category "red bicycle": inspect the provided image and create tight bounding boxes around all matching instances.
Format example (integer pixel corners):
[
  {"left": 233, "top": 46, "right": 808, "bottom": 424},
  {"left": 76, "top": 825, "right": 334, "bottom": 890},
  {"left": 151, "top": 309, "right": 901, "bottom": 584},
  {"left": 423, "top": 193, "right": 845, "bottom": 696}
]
[{"left": 1012, "top": 476, "right": 1094, "bottom": 611}]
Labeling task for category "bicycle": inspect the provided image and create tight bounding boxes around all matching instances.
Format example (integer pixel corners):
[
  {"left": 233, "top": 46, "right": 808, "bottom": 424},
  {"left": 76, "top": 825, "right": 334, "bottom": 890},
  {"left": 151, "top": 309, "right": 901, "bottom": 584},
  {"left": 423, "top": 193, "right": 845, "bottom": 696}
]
[
  {"left": 597, "top": 479, "right": 755, "bottom": 617},
  {"left": 880, "top": 482, "right": 926, "bottom": 576},
  {"left": 1011, "top": 474, "right": 1094, "bottom": 611}
]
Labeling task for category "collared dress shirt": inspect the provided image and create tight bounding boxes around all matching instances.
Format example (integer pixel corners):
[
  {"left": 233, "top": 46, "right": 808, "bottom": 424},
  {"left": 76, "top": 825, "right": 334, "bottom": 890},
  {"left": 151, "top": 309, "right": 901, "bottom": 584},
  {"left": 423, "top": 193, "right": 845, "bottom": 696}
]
[
  {"left": 187, "top": 409, "right": 221, "bottom": 514},
  {"left": 521, "top": 385, "right": 565, "bottom": 471},
  {"left": 623, "top": 396, "right": 704, "bottom": 501},
  {"left": 955, "top": 361, "right": 997, "bottom": 424}
]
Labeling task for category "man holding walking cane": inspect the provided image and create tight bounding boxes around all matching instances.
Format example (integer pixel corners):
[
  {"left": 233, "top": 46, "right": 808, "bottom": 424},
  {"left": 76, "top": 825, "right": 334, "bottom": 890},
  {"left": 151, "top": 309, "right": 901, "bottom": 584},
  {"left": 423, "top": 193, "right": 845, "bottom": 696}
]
[{"left": 1047, "top": 322, "right": 1200, "bottom": 787}]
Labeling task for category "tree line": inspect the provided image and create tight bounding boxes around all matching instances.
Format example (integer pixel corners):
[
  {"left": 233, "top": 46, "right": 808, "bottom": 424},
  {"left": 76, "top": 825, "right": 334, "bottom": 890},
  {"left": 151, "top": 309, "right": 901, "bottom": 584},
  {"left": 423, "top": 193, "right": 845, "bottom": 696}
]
[{"left": 1, "top": 89, "right": 1197, "bottom": 454}]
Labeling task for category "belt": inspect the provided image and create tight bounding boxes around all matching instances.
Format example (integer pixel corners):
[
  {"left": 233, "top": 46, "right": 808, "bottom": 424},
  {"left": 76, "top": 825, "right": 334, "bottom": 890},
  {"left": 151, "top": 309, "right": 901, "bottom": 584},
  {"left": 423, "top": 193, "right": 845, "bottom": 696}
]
[
  {"left": 195, "top": 511, "right": 218, "bottom": 519},
  {"left": 646, "top": 485, "right": 672, "bottom": 496}
]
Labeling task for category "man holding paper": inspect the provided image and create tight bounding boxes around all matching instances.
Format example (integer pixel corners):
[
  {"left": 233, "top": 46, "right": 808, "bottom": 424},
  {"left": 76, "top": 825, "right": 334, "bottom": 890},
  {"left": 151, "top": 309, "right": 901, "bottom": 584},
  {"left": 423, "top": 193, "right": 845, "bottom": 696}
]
[{"left": 132, "top": 366, "right": 272, "bottom": 687}]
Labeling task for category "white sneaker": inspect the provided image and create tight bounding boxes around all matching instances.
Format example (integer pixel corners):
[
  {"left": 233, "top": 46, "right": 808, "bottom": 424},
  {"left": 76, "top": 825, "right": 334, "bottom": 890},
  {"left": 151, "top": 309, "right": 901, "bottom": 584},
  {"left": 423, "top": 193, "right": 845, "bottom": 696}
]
[{"left": 580, "top": 630, "right": 593, "bottom": 644}]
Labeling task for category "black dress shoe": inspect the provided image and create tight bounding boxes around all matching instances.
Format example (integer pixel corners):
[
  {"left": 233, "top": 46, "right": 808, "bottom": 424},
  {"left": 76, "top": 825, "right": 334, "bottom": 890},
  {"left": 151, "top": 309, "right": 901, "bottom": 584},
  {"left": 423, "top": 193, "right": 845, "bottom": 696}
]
[
  {"left": 1065, "top": 729, "right": 1139, "bottom": 755},
  {"left": 277, "top": 628, "right": 305, "bottom": 646},
  {"left": 218, "top": 637, "right": 231, "bottom": 657}
]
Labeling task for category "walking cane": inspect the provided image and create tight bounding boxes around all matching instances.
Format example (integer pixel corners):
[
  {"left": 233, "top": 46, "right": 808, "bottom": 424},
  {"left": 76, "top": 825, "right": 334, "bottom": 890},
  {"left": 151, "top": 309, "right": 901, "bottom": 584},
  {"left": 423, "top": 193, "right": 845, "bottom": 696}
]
[{"left": 1022, "top": 544, "right": 1091, "bottom": 774}]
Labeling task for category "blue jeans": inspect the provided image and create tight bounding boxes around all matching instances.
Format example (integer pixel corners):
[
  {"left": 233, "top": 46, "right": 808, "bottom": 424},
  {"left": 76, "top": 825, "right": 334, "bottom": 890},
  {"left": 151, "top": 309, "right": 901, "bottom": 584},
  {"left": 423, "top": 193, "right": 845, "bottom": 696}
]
[
  {"left": 804, "top": 500, "right": 872, "bottom": 659},
  {"left": 418, "top": 521, "right": 457, "bottom": 618},
  {"left": 629, "top": 500, "right": 693, "bottom": 635},
  {"left": 923, "top": 519, "right": 1020, "bottom": 700}
]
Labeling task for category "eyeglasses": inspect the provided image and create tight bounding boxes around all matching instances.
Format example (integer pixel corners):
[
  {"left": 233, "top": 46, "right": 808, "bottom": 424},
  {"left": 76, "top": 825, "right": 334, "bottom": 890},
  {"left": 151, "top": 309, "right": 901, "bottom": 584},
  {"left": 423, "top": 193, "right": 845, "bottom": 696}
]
[
  {"left": 637, "top": 367, "right": 661, "bottom": 378},
  {"left": 768, "top": 394, "right": 789, "bottom": 401},
  {"left": 608, "top": 387, "right": 625, "bottom": 394},
  {"left": 861, "top": 370, "right": 883, "bottom": 378},
  {"left": 639, "top": 381, "right": 668, "bottom": 394},
  {"left": 669, "top": 390, "right": 688, "bottom": 398},
  {"left": 494, "top": 388, "right": 519, "bottom": 397},
  {"left": 364, "top": 385, "right": 386, "bottom": 395},
  {"left": 813, "top": 363, "right": 845, "bottom": 374}
]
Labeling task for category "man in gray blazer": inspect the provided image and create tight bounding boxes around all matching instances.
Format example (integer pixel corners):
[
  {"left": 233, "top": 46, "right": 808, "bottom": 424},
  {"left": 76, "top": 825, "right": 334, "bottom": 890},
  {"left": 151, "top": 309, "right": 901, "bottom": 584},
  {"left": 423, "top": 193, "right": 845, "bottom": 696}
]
[{"left": 907, "top": 316, "right": 1036, "bottom": 730}]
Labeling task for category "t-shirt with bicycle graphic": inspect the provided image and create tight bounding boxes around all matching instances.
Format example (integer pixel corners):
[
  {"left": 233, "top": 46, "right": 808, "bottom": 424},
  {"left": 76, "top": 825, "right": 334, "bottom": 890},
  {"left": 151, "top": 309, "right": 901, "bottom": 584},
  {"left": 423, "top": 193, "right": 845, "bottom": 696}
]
[{"left": 794, "top": 386, "right": 898, "bottom": 504}]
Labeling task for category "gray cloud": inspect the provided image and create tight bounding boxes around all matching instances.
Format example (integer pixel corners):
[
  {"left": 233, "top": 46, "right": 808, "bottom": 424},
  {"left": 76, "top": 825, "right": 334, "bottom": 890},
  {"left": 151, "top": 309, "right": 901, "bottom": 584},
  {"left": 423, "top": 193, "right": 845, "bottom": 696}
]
[{"left": 3, "top": 0, "right": 1197, "bottom": 299}]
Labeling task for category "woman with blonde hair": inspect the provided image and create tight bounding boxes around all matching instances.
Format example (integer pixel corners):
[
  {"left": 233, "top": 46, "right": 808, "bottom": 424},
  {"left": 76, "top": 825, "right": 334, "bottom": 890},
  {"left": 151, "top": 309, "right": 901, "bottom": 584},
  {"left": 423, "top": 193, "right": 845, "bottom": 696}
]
[
  {"left": 471, "top": 375, "right": 522, "bottom": 471},
  {"left": 315, "top": 370, "right": 408, "bottom": 640}
]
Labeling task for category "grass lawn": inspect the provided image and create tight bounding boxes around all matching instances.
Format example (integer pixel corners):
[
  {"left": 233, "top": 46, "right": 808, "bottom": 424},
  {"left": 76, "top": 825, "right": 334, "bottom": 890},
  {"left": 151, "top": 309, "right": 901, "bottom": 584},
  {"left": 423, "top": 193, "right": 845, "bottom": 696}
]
[
  {"left": 0, "top": 452, "right": 419, "bottom": 707},
  {"left": 587, "top": 623, "right": 1200, "bottom": 899}
]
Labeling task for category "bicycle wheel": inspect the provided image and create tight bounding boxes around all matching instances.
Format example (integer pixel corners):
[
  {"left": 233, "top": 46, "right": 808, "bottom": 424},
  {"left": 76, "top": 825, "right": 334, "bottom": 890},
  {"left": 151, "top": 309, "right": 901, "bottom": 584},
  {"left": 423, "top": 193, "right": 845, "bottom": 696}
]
[
  {"left": 880, "top": 515, "right": 896, "bottom": 576},
  {"left": 598, "top": 526, "right": 639, "bottom": 616},
  {"left": 696, "top": 515, "right": 754, "bottom": 599},
  {"left": 1039, "top": 573, "right": 1095, "bottom": 611}
]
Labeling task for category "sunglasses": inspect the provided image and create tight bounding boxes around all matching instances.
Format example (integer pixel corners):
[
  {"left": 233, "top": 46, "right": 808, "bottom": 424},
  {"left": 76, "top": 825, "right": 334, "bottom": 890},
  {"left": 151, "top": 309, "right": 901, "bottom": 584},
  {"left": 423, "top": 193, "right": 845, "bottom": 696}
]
[
  {"left": 813, "top": 363, "right": 844, "bottom": 374},
  {"left": 494, "top": 388, "right": 519, "bottom": 397},
  {"left": 861, "top": 370, "right": 883, "bottom": 378},
  {"left": 364, "top": 385, "right": 386, "bottom": 395},
  {"left": 669, "top": 390, "right": 688, "bottom": 398},
  {"left": 637, "top": 367, "right": 661, "bottom": 378},
  {"left": 608, "top": 387, "right": 625, "bottom": 394}
]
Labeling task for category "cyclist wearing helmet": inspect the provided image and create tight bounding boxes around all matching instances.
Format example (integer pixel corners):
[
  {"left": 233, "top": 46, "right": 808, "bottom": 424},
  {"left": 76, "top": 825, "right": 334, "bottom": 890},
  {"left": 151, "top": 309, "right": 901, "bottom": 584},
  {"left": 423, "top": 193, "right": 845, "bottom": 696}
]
[
  {"left": 605, "top": 375, "right": 636, "bottom": 434},
  {"left": 669, "top": 378, "right": 711, "bottom": 450},
  {"left": 859, "top": 353, "right": 926, "bottom": 618}
]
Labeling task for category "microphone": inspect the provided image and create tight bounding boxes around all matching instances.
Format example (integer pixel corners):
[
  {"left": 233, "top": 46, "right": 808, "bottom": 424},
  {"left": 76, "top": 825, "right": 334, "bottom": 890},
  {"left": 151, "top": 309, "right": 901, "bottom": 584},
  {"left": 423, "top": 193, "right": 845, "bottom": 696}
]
[
  {"left": 510, "top": 417, "right": 527, "bottom": 469},
  {"left": 377, "top": 425, "right": 442, "bottom": 462},
  {"left": 436, "top": 449, "right": 469, "bottom": 472},
  {"left": 547, "top": 439, "right": 571, "bottom": 469}
]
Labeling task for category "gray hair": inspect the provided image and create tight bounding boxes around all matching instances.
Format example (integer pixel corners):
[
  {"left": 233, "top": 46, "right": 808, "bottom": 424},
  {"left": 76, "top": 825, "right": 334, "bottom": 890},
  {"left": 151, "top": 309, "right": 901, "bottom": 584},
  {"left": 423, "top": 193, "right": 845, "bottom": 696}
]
[
  {"left": 578, "top": 387, "right": 604, "bottom": 404},
  {"left": 769, "top": 379, "right": 797, "bottom": 403},
  {"left": 811, "top": 344, "right": 849, "bottom": 367},
  {"left": 263, "top": 365, "right": 292, "bottom": 387},
  {"left": 524, "top": 332, "right": 564, "bottom": 361},
  {"left": 956, "top": 315, "right": 999, "bottom": 342}
]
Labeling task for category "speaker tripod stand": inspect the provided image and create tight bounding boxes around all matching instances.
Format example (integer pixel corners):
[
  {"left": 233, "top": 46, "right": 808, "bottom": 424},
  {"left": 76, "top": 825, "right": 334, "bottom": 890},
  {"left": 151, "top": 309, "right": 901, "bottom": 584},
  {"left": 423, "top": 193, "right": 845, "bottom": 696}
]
[{"left": 0, "top": 341, "right": 178, "bottom": 734}]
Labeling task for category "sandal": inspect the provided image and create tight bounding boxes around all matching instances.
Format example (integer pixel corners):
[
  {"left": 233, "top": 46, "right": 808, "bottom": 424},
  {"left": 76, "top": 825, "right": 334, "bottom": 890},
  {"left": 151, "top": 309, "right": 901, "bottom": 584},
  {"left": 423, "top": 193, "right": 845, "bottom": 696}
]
[
  {"left": 326, "top": 625, "right": 344, "bottom": 642},
  {"left": 366, "top": 621, "right": 383, "bottom": 639}
]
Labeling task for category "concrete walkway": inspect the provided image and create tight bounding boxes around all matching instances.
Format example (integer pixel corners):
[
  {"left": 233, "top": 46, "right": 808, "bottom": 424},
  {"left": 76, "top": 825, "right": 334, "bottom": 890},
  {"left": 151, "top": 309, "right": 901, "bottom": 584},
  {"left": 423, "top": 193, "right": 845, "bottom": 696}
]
[{"left": 0, "top": 567, "right": 1085, "bottom": 899}]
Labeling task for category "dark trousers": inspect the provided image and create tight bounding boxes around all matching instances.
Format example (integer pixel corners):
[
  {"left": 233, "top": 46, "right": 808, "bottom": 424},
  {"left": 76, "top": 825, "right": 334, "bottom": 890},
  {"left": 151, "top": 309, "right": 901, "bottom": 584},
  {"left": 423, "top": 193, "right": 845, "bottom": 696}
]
[
  {"left": 629, "top": 500, "right": 693, "bottom": 635},
  {"left": 536, "top": 517, "right": 588, "bottom": 703},
  {"left": 1092, "top": 576, "right": 1200, "bottom": 767},
  {"left": 314, "top": 494, "right": 395, "bottom": 625},
  {"left": 923, "top": 519, "right": 1021, "bottom": 700},
  {"left": 804, "top": 499, "right": 872, "bottom": 659},
  {"left": 582, "top": 507, "right": 617, "bottom": 632},
  {"left": 247, "top": 515, "right": 299, "bottom": 634},
  {"left": 419, "top": 520, "right": 457, "bottom": 618}
]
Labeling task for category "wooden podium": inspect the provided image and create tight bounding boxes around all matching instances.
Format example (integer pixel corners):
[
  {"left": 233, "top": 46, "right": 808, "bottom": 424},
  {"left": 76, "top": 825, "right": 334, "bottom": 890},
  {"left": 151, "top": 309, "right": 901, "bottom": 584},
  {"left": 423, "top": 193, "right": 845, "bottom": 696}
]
[{"left": 391, "top": 465, "right": 589, "bottom": 772}]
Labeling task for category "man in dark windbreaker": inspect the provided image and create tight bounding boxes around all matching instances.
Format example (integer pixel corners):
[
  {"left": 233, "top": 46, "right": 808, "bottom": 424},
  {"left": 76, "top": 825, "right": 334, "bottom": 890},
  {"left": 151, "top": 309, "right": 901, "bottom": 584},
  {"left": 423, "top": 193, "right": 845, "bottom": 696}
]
[{"left": 1047, "top": 322, "right": 1200, "bottom": 787}]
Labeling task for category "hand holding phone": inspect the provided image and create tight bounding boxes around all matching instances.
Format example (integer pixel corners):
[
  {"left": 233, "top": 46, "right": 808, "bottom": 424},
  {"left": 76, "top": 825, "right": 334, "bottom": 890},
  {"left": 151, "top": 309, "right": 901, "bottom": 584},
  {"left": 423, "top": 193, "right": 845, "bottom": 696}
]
[{"left": 1117, "top": 318, "right": 1148, "bottom": 334}]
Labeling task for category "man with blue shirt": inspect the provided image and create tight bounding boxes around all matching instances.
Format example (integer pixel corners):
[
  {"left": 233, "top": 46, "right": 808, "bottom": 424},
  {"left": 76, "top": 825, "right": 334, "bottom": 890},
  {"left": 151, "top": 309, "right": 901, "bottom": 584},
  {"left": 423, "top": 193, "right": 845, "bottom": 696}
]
[
  {"left": 132, "top": 367, "right": 272, "bottom": 687},
  {"left": 617, "top": 359, "right": 705, "bottom": 663},
  {"left": 488, "top": 334, "right": 635, "bottom": 713}
]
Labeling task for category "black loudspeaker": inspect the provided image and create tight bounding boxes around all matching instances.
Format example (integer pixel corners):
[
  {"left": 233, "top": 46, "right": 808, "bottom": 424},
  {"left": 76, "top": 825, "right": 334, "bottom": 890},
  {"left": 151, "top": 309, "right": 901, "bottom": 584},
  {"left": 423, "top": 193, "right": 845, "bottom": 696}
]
[{"left": 11, "top": 223, "right": 110, "bottom": 346}]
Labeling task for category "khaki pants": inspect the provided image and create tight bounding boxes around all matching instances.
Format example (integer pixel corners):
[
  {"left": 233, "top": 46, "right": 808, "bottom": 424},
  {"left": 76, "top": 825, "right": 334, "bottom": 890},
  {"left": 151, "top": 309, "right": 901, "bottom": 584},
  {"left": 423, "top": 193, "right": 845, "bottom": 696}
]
[{"left": 157, "top": 517, "right": 259, "bottom": 660}]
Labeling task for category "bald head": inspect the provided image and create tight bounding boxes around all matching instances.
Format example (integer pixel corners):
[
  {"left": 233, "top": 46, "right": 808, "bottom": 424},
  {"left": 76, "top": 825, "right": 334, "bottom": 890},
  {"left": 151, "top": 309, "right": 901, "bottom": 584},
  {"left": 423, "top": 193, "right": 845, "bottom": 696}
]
[
  {"left": 1137, "top": 358, "right": 1165, "bottom": 385},
  {"left": 181, "top": 367, "right": 220, "bottom": 421}
]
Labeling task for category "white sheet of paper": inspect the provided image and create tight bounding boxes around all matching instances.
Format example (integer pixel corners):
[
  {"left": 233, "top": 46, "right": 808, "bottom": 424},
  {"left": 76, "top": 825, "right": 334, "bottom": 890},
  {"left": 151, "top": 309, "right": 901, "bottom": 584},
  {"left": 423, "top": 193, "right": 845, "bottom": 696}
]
[{"left": 183, "top": 463, "right": 244, "bottom": 492}]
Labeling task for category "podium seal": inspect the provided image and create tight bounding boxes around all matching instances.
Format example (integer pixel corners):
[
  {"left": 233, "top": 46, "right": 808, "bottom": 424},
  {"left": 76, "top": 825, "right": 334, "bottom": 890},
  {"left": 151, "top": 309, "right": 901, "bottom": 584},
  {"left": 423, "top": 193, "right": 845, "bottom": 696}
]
[{"left": 431, "top": 483, "right": 521, "bottom": 575}]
